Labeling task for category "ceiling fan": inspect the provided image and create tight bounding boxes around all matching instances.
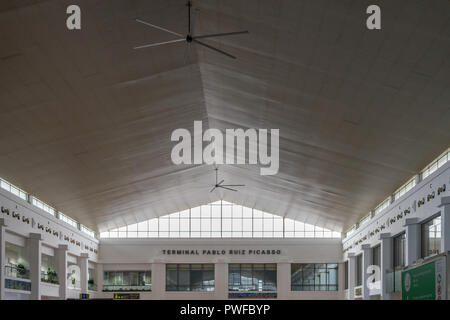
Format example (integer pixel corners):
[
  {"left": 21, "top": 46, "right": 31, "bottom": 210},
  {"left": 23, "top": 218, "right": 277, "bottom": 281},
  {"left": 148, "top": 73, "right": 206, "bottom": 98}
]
[
  {"left": 134, "top": 0, "right": 249, "bottom": 60},
  {"left": 210, "top": 167, "right": 245, "bottom": 193}
]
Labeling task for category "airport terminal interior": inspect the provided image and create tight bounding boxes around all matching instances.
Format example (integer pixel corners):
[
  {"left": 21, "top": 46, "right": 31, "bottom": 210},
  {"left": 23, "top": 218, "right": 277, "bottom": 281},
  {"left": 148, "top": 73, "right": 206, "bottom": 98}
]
[{"left": 1, "top": 0, "right": 450, "bottom": 301}]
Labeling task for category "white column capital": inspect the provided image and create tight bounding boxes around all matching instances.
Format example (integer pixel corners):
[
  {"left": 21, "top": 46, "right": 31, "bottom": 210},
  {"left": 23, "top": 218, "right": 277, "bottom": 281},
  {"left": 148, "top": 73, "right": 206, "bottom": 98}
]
[
  {"left": 29, "top": 233, "right": 42, "bottom": 241},
  {"left": 361, "top": 244, "right": 371, "bottom": 250},
  {"left": 58, "top": 244, "right": 69, "bottom": 251},
  {"left": 80, "top": 253, "right": 89, "bottom": 259},
  {"left": 379, "top": 233, "right": 391, "bottom": 240},
  {"left": 439, "top": 196, "right": 450, "bottom": 207},
  {"left": 403, "top": 218, "right": 419, "bottom": 227}
]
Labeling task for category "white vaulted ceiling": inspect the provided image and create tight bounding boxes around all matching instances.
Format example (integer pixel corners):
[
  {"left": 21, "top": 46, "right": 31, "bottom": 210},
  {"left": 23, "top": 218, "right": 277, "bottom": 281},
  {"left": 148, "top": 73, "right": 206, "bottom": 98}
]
[{"left": 0, "top": 0, "right": 450, "bottom": 233}]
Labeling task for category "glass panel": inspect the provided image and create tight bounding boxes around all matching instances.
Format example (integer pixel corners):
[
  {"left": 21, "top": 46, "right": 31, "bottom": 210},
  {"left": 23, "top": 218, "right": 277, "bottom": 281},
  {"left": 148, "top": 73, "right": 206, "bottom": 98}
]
[{"left": 100, "top": 202, "right": 341, "bottom": 239}]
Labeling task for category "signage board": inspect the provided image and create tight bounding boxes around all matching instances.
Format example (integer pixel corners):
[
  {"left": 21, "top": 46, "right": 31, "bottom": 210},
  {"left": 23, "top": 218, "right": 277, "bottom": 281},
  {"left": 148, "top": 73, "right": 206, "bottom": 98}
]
[
  {"left": 228, "top": 292, "right": 277, "bottom": 299},
  {"left": 161, "top": 249, "right": 281, "bottom": 256},
  {"left": 80, "top": 293, "right": 90, "bottom": 299},
  {"left": 402, "top": 255, "right": 447, "bottom": 300},
  {"left": 114, "top": 293, "right": 141, "bottom": 300}
]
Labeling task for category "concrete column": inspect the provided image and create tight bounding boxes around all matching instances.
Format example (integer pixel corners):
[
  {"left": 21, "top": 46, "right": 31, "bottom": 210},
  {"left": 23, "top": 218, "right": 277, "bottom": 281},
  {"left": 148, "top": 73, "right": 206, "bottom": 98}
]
[
  {"left": 438, "top": 196, "right": 450, "bottom": 252},
  {"left": 214, "top": 259, "right": 228, "bottom": 300},
  {"left": 361, "top": 244, "right": 371, "bottom": 300},
  {"left": 276, "top": 261, "right": 290, "bottom": 300},
  {"left": 379, "top": 233, "right": 392, "bottom": 300},
  {"left": 338, "top": 262, "right": 345, "bottom": 299},
  {"left": 414, "top": 174, "right": 421, "bottom": 185},
  {"left": 0, "top": 219, "right": 7, "bottom": 300},
  {"left": 347, "top": 253, "right": 356, "bottom": 300},
  {"left": 389, "top": 195, "right": 395, "bottom": 205},
  {"left": 28, "top": 233, "right": 42, "bottom": 300},
  {"left": 404, "top": 218, "right": 420, "bottom": 265},
  {"left": 96, "top": 263, "right": 103, "bottom": 294},
  {"left": 79, "top": 253, "right": 89, "bottom": 294},
  {"left": 56, "top": 245, "right": 68, "bottom": 300},
  {"left": 151, "top": 261, "right": 165, "bottom": 299}
]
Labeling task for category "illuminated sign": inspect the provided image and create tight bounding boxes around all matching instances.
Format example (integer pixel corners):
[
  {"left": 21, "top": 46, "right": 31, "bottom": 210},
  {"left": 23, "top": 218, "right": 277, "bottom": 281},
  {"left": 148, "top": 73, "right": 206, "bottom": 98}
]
[
  {"left": 228, "top": 292, "right": 277, "bottom": 299},
  {"left": 114, "top": 293, "right": 140, "bottom": 300},
  {"left": 80, "top": 293, "right": 90, "bottom": 299}
]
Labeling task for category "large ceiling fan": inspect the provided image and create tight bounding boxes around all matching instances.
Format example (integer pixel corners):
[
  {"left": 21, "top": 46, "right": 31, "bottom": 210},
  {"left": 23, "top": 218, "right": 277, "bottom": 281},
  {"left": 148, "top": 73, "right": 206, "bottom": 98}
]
[
  {"left": 210, "top": 167, "right": 245, "bottom": 193},
  {"left": 134, "top": 0, "right": 249, "bottom": 60}
]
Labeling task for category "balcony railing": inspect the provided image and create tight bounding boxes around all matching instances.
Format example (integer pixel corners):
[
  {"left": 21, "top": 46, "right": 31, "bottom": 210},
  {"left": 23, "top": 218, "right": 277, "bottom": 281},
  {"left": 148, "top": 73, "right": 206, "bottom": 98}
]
[
  {"left": 102, "top": 284, "right": 152, "bottom": 292},
  {"left": 5, "top": 278, "right": 31, "bottom": 291},
  {"left": 5, "top": 265, "right": 30, "bottom": 280},
  {"left": 41, "top": 271, "right": 59, "bottom": 284},
  {"left": 88, "top": 282, "right": 97, "bottom": 291}
]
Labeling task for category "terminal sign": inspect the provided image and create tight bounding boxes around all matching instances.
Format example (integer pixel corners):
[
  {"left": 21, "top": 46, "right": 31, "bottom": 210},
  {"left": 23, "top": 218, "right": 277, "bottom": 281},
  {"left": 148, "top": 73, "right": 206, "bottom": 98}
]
[{"left": 162, "top": 249, "right": 282, "bottom": 255}]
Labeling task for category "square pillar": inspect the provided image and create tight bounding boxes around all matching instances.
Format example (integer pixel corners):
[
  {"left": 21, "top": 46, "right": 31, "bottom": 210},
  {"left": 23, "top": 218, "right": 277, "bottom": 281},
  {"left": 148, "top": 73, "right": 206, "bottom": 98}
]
[
  {"left": 338, "top": 262, "right": 345, "bottom": 299},
  {"left": 79, "top": 253, "right": 89, "bottom": 294},
  {"left": 276, "top": 261, "right": 290, "bottom": 300},
  {"left": 347, "top": 253, "right": 356, "bottom": 300},
  {"left": 151, "top": 261, "right": 165, "bottom": 299},
  {"left": 214, "top": 259, "right": 229, "bottom": 300},
  {"left": 414, "top": 174, "right": 421, "bottom": 185},
  {"left": 389, "top": 195, "right": 395, "bottom": 205},
  {"left": 57, "top": 245, "right": 68, "bottom": 300},
  {"left": 438, "top": 196, "right": 450, "bottom": 252},
  {"left": 0, "top": 219, "right": 7, "bottom": 300},
  {"left": 96, "top": 263, "right": 103, "bottom": 294},
  {"left": 404, "top": 218, "right": 420, "bottom": 265},
  {"left": 379, "top": 233, "right": 392, "bottom": 300},
  {"left": 28, "top": 233, "right": 42, "bottom": 300},
  {"left": 361, "top": 244, "right": 371, "bottom": 300}
]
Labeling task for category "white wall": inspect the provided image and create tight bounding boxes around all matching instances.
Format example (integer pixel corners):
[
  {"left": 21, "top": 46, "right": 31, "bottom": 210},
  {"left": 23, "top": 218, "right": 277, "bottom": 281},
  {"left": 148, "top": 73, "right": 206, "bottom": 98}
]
[
  {"left": 98, "top": 238, "right": 344, "bottom": 300},
  {"left": 342, "top": 160, "right": 450, "bottom": 299},
  {"left": 0, "top": 189, "right": 99, "bottom": 300}
]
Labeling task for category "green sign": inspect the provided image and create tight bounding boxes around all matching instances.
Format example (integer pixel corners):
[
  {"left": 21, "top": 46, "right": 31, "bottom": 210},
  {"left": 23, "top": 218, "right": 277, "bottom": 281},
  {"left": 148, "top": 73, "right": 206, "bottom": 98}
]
[
  {"left": 114, "top": 293, "right": 140, "bottom": 300},
  {"left": 402, "top": 256, "right": 446, "bottom": 300}
]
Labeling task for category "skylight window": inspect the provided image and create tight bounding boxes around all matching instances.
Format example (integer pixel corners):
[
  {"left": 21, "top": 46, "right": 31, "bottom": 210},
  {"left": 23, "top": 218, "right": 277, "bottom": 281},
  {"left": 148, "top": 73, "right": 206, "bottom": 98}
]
[
  {"left": 32, "top": 197, "right": 56, "bottom": 216},
  {"left": 393, "top": 177, "right": 416, "bottom": 201},
  {"left": 422, "top": 148, "right": 450, "bottom": 180},
  {"left": 59, "top": 212, "right": 78, "bottom": 228},
  {"left": 374, "top": 198, "right": 390, "bottom": 216},
  {"left": 0, "top": 178, "right": 27, "bottom": 201},
  {"left": 100, "top": 201, "right": 341, "bottom": 239},
  {"left": 81, "top": 225, "right": 95, "bottom": 238}
]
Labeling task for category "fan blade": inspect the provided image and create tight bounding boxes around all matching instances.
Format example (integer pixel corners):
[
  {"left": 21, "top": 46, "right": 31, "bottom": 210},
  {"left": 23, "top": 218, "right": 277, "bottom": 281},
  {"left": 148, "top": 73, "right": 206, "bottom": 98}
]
[
  {"left": 221, "top": 185, "right": 245, "bottom": 187},
  {"left": 218, "top": 186, "right": 238, "bottom": 192},
  {"left": 134, "top": 38, "right": 185, "bottom": 50},
  {"left": 184, "top": 8, "right": 198, "bottom": 65},
  {"left": 216, "top": 179, "right": 225, "bottom": 186},
  {"left": 188, "top": 1, "right": 191, "bottom": 33},
  {"left": 193, "top": 39, "right": 236, "bottom": 59},
  {"left": 210, "top": 186, "right": 217, "bottom": 193},
  {"left": 194, "top": 31, "right": 249, "bottom": 40},
  {"left": 135, "top": 19, "right": 184, "bottom": 38}
]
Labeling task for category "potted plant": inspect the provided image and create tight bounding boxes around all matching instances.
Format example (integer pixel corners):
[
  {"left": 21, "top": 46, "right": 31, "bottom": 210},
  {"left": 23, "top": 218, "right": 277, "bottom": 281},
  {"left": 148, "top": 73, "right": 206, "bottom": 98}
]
[
  {"left": 17, "top": 264, "right": 27, "bottom": 277},
  {"left": 47, "top": 268, "right": 58, "bottom": 284}
]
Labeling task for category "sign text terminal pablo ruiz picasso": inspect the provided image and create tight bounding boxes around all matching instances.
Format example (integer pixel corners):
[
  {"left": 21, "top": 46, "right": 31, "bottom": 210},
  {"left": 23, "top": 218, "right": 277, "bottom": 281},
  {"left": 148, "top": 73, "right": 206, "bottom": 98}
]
[{"left": 161, "top": 249, "right": 282, "bottom": 255}]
